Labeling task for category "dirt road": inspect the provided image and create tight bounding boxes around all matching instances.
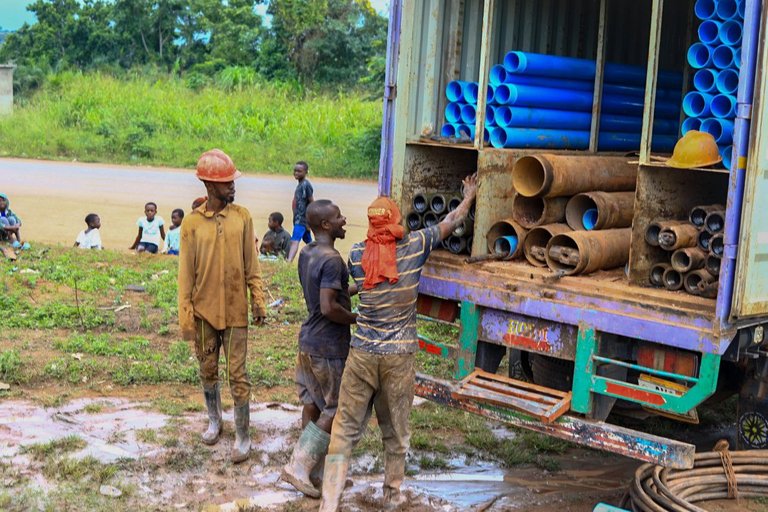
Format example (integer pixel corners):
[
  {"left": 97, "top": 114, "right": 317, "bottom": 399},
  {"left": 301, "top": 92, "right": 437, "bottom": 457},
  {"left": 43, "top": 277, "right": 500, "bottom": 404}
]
[{"left": 0, "top": 158, "right": 377, "bottom": 255}]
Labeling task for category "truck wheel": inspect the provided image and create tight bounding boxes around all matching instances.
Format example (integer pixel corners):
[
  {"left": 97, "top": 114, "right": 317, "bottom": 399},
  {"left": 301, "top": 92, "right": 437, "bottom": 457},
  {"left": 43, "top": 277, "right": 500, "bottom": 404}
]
[
  {"left": 530, "top": 354, "right": 573, "bottom": 392},
  {"left": 474, "top": 340, "right": 506, "bottom": 373},
  {"left": 739, "top": 411, "right": 768, "bottom": 449}
]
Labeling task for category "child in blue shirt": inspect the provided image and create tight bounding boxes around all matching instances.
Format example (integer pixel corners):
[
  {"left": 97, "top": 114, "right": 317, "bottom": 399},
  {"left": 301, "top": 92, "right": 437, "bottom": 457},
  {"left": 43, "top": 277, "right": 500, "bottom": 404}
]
[
  {"left": 129, "top": 202, "right": 166, "bottom": 254},
  {"left": 164, "top": 209, "right": 183, "bottom": 255}
]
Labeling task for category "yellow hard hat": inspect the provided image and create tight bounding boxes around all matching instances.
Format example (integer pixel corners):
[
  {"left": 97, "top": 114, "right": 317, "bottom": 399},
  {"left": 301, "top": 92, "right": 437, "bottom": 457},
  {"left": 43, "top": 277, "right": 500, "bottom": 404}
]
[{"left": 666, "top": 130, "right": 722, "bottom": 169}]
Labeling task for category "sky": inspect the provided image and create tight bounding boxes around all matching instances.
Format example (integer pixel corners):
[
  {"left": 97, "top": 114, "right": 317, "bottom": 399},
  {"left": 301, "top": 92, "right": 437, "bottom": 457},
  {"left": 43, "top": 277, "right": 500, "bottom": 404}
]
[{"left": 0, "top": 0, "right": 391, "bottom": 31}]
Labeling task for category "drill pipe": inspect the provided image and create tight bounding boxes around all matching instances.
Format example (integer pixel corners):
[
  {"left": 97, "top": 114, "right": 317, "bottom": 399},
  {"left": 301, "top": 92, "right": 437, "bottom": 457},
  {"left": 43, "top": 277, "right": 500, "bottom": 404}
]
[
  {"left": 704, "top": 208, "right": 726, "bottom": 234},
  {"left": 512, "top": 195, "right": 568, "bottom": 229},
  {"left": 452, "top": 219, "right": 474, "bottom": 237},
  {"left": 684, "top": 269, "right": 717, "bottom": 295},
  {"left": 698, "top": 280, "right": 719, "bottom": 298},
  {"left": 706, "top": 253, "right": 722, "bottom": 276},
  {"left": 663, "top": 267, "right": 684, "bottom": 290},
  {"left": 412, "top": 193, "right": 429, "bottom": 214},
  {"left": 423, "top": 212, "right": 440, "bottom": 228},
  {"left": 710, "top": 233, "right": 725, "bottom": 256},
  {"left": 523, "top": 223, "right": 572, "bottom": 267},
  {"left": 658, "top": 223, "right": 699, "bottom": 251},
  {"left": 447, "top": 196, "right": 462, "bottom": 212},
  {"left": 430, "top": 194, "right": 447, "bottom": 214},
  {"left": 406, "top": 212, "right": 423, "bottom": 231},
  {"left": 649, "top": 263, "right": 672, "bottom": 287},
  {"left": 512, "top": 154, "right": 637, "bottom": 198},
  {"left": 698, "top": 229, "right": 713, "bottom": 251},
  {"left": 689, "top": 203, "right": 724, "bottom": 227},
  {"left": 646, "top": 219, "right": 688, "bottom": 247},
  {"left": 545, "top": 228, "right": 631, "bottom": 275},
  {"left": 670, "top": 247, "right": 707, "bottom": 272},
  {"left": 565, "top": 191, "right": 635, "bottom": 231},
  {"left": 446, "top": 235, "right": 468, "bottom": 255},
  {"left": 486, "top": 218, "right": 528, "bottom": 260}
]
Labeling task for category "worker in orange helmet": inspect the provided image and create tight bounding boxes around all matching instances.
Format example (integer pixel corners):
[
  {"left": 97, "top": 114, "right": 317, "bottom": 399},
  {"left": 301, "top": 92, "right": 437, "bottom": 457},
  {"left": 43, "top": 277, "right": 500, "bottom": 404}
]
[{"left": 178, "top": 149, "right": 267, "bottom": 463}]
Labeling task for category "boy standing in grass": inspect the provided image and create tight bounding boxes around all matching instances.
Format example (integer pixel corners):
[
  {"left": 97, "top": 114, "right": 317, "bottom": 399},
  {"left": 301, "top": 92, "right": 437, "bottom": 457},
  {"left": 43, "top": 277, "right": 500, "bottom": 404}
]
[
  {"left": 129, "top": 202, "right": 165, "bottom": 254},
  {"left": 74, "top": 213, "right": 102, "bottom": 250},
  {"left": 260, "top": 212, "right": 292, "bottom": 259},
  {"left": 164, "top": 209, "right": 184, "bottom": 255},
  {"left": 281, "top": 200, "right": 357, "bottom": 498},
  {"left": 287, "top": 161, "right": 314, "bottom": 262}
]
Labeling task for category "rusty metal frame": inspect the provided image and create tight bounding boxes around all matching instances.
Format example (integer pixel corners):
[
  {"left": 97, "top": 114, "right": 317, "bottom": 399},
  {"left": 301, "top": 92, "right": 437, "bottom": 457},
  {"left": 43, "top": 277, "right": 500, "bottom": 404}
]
[
  {"left": 639, "top": 0, "right": 663, "bottom": 164},
  {"left": 588, "top": 0, "right": 608, "bottom": 153},
  {"left": 474, "top": 0, "right": 495, "bottom": 149}
]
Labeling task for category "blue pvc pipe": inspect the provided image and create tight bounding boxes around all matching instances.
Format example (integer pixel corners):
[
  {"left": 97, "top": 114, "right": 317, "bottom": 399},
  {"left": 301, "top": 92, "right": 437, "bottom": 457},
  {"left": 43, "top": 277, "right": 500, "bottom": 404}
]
[
  {"left": 719, "top": 20, "right": 743, "bottom": 45},
  {"left": 460, "top": 103, "right": 476, "bottom": 124},
  {"left": 493, "top": 106, "right": 514, "bottom": 127},
  {"left": 713, "top": 45, "right": 737, "bottom": 69},
  {"left": 483, "top": 128, "right": 490, "bottom": 143},
  {"left": 457, "top": 124, "right": 475, "bottom": 139},
  {"left": 711, "top": 93, "right": 737, "bottom": 117},
  {"left": 445, "top": 102, "right": 463, "bottom": 124},
  {"left": 716, "top": 68, "right": 739, "bottom": 94},
  {"left": 487, "top": 84, "right": 496, "bottom": 103},
  {"left": 502, "top": 51, "right": 682, "bottom": 89},
  {"left": 688, "top": 43, "right": 714, "bottom": 69},
  {"left": 716, "top": 0, "right": 739, "bottom": 20},
  {"left": 499, "top": 73, "right": 681, "bottom": 101},
  {"left": 583, "top": 209, "right": 599, "bottom": 231},
  {"left": 488, "top": 126, "right": 676, "bottom": 151},
  {"left": 694, "top": 69, "right": 718, "bottom": 93},
  {"left": 682, "top": 117, "right": 703, "bottom": 135},
  {"left": 735, "top": 48, "right": 742, "bottom": 69},
  {"left": 683, "top": 91, "right": 714, "bottom": 117},
  {"left": 720, "top": 144, "right": 733, "bottom": 169},
  {"left": 494, "top": 235, "right": 518, "bottom": 256},
  {"left": 485, "top": 105, "right": 497, "bottom": 127},
  {"left": 446, "top": 80, "right": 469, "bottom": 103},
  {"left": 737, "top": 0, "right": 746, "bottom": 19},
  {"left": 698, "top": 20, "right": 722, "bottom": 44},
  {"left": 440, "top": 124, "right": 457, "bottom": 137},
  {"left": 463, "top": 82, "right": 479, "bottom": 104},
  {"left": 489, "top": 65, "right": 507, "bottom": 86},
  {"left": 695, "top": 0, "right": 717, "bottom": 19},
  {"left": 701, "top": 117, "right": 735, "bottom": 144}
]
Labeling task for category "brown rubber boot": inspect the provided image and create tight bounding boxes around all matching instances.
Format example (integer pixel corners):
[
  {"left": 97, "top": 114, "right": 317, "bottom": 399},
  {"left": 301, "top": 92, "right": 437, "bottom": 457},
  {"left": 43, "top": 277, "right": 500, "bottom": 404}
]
[
  {"left": 280, "top": 422, "right": 330, "bottom": 498},
  {"left": 201, "top": 383, "right": 222, "bottom": 445},
  {"left": 383, "top": 453, "right": 407, "bottom": 510},
  {"left": 231, "top": 402, "right": 251, "bottom": 463},
  {"left": 318, "top": 454, "right": 349, "bottom": 512}
]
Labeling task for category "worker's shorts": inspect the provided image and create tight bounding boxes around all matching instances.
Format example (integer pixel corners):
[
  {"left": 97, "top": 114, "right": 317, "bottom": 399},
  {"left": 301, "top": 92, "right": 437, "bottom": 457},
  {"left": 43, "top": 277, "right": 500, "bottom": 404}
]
[
  {"left": 295, "top": 351, "right": 346, "bottom": 423},
  {"left": 290, "top": 224, "right": 312, "bottom": 243}
]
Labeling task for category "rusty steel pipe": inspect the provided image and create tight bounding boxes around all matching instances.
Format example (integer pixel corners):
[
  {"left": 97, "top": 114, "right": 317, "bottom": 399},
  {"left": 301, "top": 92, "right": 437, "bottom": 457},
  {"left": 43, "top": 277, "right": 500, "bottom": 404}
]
[
  {"left": 486, "top": 218, "right": 528, "bottom": 260},
  {"left": 423, "top": 212, "right": 440, "bottom": 227},
  {"left": 565, "top": 191, "right": 635, "bottom": 231},
  {"left": 523, "top": 223, "right": 572, "bottom": 267},
  {"left": 658, "top": 223, "right": 699, "bottom": 251},
  {"left": 650, "top": 263, "right": 672, "bottom": 287},
  {"left": 704, "top": 209, "right": 726, "bottom": 234},
  {"left": 412, "top": 193, "right": 429, "bottom": 214},
  {"left": 706, "top": 253, "right": 721, "bottom": 277},
  {"left": 670, "top": 247, "right": 707, "bottom": 273},
  {"left": 689, "top": 204, "right": 724, "bottom": 228},
  {"left": 663, "top": 267, "right": 684, "bottom": 291},
  {"left": 430, "top": 194, "right": 447, "bottom": 214},
  {"left": 698, "top": 280, "right": 719, "bottom": 298},
  {"left": 512, "top": 195, "right": 568, "bottom": 229},
  {"left": 710, "top": 233, "right": 724, "bottom": 256},
  {"left": 447, "top": 196, "right": 462, "bottom": 212},
  {"left": 452, "top": 219, "right": 474, "bottom": 237},
  {"left": 684, "top": 269, "right": 717, "bottom": 296},
  {"left": 646, "top": 219, "right": 687, "bottom": 247},
  {"left": 406, "top": 212, "right": 423, "bottom": 231},
  {"left": 446, "top": 235, "right": 468, "bottom": 255},
  {"left": 512, "top": 154, "right": 638, "bottom": 198},
  {"left": 698, "top": 229, "right": 713, "bottom": 251},
  {"left": 545, "top": 228, "right": 631, "bottom": 275}
]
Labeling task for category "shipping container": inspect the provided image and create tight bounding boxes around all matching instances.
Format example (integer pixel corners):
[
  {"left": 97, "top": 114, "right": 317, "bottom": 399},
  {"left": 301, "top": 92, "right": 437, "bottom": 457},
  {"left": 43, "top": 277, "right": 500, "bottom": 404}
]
[{"left": 378, "top": 0, "right": 768, "bottom": 468}]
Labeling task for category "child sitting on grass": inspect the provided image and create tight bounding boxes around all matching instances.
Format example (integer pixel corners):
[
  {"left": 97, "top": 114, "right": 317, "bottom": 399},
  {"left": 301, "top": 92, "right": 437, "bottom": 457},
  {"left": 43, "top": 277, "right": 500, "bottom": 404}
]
[
  {"left": 164, "top": 208, "right": 183, "bottom": 255},
  {"left": 260, "top": 212, "right": 291, "bottom": 259},
  {"left": 0, "top": 193, "right": 30, "bottom": 250},
  {"left": 129, "top": 202, "right": 165, "bottom": 254},
  {"left": 74, "top": 213, "right": 102, "bottom": 250}
]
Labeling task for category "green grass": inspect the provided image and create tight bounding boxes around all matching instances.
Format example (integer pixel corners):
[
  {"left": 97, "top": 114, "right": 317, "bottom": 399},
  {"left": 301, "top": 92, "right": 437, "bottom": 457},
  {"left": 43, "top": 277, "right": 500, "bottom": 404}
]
[
  {"left": 0, "top": 71, "right": 382, "bottom": 179},
  {"left": 0, "top": 349, "right": 24, "bottom": 383},
  {"left": 21, "top": 435, "right": 87, "bottom": 461}
]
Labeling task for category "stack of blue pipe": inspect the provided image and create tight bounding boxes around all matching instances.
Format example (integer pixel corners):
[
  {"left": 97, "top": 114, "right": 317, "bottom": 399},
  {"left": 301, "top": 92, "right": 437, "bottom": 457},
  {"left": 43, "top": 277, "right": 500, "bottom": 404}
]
[
  {"left": 441, "top": 51, "right": 683, "bottom": 151},
  {"left": 683, "top": 0, "right": 744, "bottom": 169}
]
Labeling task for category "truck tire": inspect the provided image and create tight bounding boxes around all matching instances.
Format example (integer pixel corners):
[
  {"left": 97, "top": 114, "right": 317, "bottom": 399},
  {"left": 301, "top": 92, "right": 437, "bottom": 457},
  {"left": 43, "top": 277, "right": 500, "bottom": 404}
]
[{"left": 530, "top": 354, "right": 573, "bottom": 392}]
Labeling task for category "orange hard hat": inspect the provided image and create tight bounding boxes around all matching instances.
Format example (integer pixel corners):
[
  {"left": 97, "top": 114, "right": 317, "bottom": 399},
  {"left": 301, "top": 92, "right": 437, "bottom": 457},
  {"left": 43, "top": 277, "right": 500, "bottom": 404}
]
[
  {"left": 666, "top": 131, "right": 722, "bottom": 169},
  {"left": 196, "top": 149, "right": 242, "bottom": 182}
]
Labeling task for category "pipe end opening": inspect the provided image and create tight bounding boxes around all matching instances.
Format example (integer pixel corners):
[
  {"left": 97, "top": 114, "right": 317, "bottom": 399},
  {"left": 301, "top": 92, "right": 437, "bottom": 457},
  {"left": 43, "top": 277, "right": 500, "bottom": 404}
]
[{"left": 513, "top": 155, "right": 548, "bottom": 197}]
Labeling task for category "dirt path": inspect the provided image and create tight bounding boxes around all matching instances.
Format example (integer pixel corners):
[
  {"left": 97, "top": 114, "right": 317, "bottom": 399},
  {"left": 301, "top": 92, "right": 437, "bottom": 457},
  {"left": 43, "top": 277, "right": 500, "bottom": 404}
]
[{"left": 0, "top": 158, "right": 377, "bottom": 255}]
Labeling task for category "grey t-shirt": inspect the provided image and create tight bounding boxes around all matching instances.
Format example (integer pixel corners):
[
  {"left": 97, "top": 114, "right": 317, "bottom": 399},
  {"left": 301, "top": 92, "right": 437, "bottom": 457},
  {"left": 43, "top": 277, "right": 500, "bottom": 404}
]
[
  {"left": 293, "top": 179, "right": 314, "bottom": 226},
  {"left": 298, "top": 242, "right": 352, "bottom": 359}
]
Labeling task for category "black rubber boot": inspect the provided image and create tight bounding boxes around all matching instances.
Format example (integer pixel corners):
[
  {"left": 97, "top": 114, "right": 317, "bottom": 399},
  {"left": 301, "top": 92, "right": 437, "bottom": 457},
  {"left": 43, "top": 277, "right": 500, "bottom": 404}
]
[
  {"left": 280, "top": 422, "right": 330, "bottom": 498},
  {"left": 231, "top": 402, "right": 251, "bottom": 463},
  {"left": 201, "top": 383, "right": 222, "bottom": 445}
]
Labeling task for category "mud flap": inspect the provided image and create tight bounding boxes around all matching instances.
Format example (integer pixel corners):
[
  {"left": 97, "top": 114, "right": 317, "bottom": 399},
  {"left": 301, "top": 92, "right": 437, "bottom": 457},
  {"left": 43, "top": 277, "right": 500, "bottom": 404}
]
[{"left": 474, "top": 340, "right": 505, "bottom": 373}]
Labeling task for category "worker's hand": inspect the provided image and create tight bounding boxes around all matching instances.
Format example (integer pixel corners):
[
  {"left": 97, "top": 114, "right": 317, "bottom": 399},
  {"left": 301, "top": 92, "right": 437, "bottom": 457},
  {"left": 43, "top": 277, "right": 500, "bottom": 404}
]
[{"left": 462, "top": 173, "right": 478, "bottom": 201}]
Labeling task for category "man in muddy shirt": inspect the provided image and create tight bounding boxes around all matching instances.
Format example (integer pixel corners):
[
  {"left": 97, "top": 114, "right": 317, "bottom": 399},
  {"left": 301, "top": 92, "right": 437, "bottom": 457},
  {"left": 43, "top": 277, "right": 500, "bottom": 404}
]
[
  {"left": 319, "top": 175, "right": 477, "bottom": 511},
  {"left": 281, "top": 200, "right": 357, "bottom": 498}
]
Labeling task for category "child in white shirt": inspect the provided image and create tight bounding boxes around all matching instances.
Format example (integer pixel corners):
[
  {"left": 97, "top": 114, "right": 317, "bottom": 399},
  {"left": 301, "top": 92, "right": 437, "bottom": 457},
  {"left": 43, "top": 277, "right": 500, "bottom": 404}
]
[
  {"left": 129, "top": 202, "right": 165, "bottom": 254},
  {"left": 74, "top": 213, "right": 102, "bottom": 250}
]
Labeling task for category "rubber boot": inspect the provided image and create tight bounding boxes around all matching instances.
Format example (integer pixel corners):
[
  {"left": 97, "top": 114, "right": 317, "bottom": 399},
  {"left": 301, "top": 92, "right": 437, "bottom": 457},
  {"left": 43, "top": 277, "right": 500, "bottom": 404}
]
[
  {"left": 318, "top": 454, "right": 349, "bottom": 512},
  {"left": 280, "top": 422, "right": 330, "bottom": 498},
  {"left": 201, "top": 384, "right": 222, "bottom": 445},
  {"left": 231, "top": 402, "right": 251, "bottom": 463},
  {"left": 309, "top": 453, "right": 325, "bottom": 487},
  {"left": 382, "top": 454, "right": 407, "bottom": 510}
]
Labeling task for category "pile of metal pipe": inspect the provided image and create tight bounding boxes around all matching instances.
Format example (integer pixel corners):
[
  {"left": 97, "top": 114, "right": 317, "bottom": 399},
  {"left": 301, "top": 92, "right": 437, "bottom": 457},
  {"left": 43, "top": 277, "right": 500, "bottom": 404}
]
[
  {"left": 408, "top": 191, "right": 473, "bottom": 255},
  {"left": 681, "top": 0, "right": 744, "bottom": 169},
  {"left": 646, "top": 203, "right": 724, "bottom": 297}
]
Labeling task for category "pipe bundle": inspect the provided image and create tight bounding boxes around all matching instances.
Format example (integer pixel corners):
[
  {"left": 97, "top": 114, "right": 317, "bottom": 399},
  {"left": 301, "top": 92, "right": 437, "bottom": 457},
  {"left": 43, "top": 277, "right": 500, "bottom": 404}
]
[
  {"left": 443, "top": 50, "right": 683, "bottom": 151},
  {"left": 682, "top": 0, "right": 745, "bottom": 169},
  {"left": 646, "top": 203, "right": 724, "bottom": 297},
  {"left": 408, "top": 191, "right": 473, "bottom": 255}
]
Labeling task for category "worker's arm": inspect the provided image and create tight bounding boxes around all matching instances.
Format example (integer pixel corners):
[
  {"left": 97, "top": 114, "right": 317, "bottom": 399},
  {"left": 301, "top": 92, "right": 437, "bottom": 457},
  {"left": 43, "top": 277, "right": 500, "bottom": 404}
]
[
  {"left": 438, "top": 173, "right": 478, "bottom": 241},
  {"left": 177, "top": 222, "right": 196, "bottom": 341},
  {"left": 129, "top": 227, "right": 143, "bottom": 250},
  {"left": 159, "top": 225, "right": 166, "bottom": 241},
  {"left": 243, "top": 213, "right": 266, "bottom": 326},
  {"left": 320, "top": 288, "right": 357, "bottom": 324},
  {"left": 348, "top": 282, "right": 359, "bottom": 297}
]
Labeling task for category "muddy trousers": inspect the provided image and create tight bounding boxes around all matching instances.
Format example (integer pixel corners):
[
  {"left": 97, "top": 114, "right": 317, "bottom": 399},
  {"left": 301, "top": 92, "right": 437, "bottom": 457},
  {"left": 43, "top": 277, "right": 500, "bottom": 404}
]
[
  {"left": 327, "top": 348, "right": 415, "bottom": 493},
  {"left": 194, "top": 318, "right": 250, "bottom": 407}
]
